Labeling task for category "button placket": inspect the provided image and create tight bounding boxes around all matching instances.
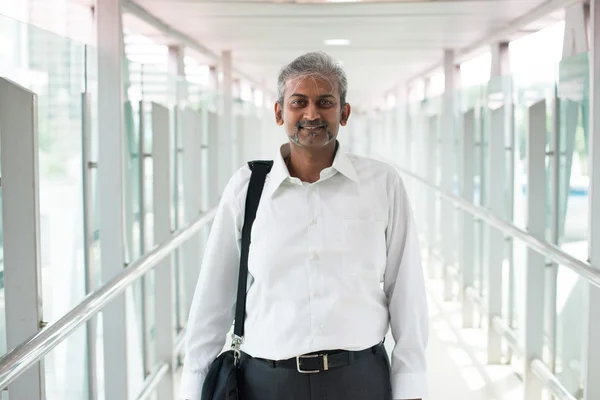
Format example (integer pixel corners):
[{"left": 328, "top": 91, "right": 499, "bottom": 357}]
[{"left": 306, "top": 183, "right": 324, "bottom": 336}]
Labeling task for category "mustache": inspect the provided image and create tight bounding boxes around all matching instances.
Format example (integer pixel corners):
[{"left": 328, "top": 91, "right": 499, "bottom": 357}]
[{"left": 295, "top": 120, "right": 328, "bottom": 129}]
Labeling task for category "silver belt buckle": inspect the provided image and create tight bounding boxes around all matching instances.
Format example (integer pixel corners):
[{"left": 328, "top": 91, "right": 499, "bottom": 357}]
[{"left": 296, "top": 354, "right": 329, "bottom": 374}]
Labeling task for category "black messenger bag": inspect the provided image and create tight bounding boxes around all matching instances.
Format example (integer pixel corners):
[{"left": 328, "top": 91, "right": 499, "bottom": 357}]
[{"left": 200, "top": 160, "right": 273, "bottom": 400}]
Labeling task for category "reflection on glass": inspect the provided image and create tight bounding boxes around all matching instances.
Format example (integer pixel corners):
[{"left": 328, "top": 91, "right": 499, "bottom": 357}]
[
  {"left": 558, "top": 53, "right": 589, "bottom": 256},
  {"left": 554, "top": 264, "right": 586, "bottom": 398},
  {"left": 124, "top": 58, "right": 146, "bottom": 393},
  {"left": 0, "top": 13, "right": 90, "bottom": 399},
  {"left": 0, "top": 187, "right": 5, "bottom": 357},
  {"left": 553, "top": 52, "right": 589, "bottom": 399}
]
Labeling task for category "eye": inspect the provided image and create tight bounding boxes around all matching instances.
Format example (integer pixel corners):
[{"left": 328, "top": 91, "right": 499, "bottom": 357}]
[
  {"left": 319, "top": 99, "right": 334, "bottom": 106},
  {"left": 291, "top": 99, "right": 306, "bottom": 106}
]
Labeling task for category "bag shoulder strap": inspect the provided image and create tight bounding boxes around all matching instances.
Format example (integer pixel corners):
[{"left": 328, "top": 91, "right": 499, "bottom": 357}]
[{"left": 233, "top": 160, "right": 273, "bottom": 339}]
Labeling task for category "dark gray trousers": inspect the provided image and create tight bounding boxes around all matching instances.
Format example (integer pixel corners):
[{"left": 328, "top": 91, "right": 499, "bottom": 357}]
[{"left": 238, "top": 344, "right": 392, "bottom": 400}]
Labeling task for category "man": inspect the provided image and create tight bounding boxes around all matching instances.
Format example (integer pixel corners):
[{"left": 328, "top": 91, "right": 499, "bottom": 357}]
[{"left": 180, "top": 51, "right": 428, "bottom": 400}]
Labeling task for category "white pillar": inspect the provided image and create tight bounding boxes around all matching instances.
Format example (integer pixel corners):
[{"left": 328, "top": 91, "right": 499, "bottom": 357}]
[
  {"left": 486, "top": 105, "right": 505, "bottom": 364},
  {"left": 490, "top": 42, "right": 510, "bottom": 77},
  {"left": 220, "top": 50, "right": 233, "bottom": 193},
  {"left": 584, "top": 2, "right": 600, "bottom": 399},
  {"left": 169, "top": 45, "right": 187, "bottom": 104},
  {"left": 0, "top": 79, "right": 45, "bottom": 400},
  {"left": 442, "top": 49, "right": 459, "bottom": 300},
  {"left": 487, "top": 42, "right": 510, "bottom": 364},
  {"left": 523, "top": 100, "right": 548, "bottom": 400},
  {"left": 461, "top": 109, "right": 476, "bottom": 328},
  {"left": 209, "top": 64, "right": 219, "bottom": 111},
  {"left": 427, "top": 115, "right": 439, "bottom": 277},
  {"left": 168, "top": 44, "right": 187, "bottom": 338},
  {"left": 152, "top": 103, "right": 176, "bottom": 400},
  {"left": 96, "top": 0, "right": 129, "bottom": 398}
]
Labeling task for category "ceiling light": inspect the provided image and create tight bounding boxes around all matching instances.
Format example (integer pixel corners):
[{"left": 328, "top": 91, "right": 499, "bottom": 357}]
[{"left": 324, "top": 39, "right": 351, "bottom": 46}]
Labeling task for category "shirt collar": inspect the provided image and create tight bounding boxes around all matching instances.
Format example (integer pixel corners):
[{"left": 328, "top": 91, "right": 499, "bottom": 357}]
[{"left": 262, "top": 141, "right": 359, "bottom": 199}]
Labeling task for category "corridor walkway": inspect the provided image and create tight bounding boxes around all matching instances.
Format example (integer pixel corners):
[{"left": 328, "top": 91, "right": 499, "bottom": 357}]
[{"left": 415, "top": 254, "right": 524, "bottom": 400}]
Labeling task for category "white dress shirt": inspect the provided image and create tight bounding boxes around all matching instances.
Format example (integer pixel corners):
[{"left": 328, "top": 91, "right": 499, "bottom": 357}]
[{"left": 180, "top": 143, "right": 428, "bottom": 400}]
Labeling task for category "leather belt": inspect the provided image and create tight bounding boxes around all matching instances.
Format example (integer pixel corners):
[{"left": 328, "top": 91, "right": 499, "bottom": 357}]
[{"left": 255, "top": 344, "right": 380, "bottom": 374}]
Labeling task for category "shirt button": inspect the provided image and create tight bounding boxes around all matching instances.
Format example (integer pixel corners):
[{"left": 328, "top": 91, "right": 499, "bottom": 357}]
[
  {"left": 310, "top": 218, "right": 317, "bottom": 226},
  {"left": 311, "top": 252, "right": 320, "bottom": 261}
]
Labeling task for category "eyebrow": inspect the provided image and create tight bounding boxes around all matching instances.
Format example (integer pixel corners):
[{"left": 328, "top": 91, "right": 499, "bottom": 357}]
[{"left": 289, "top": 93, "right": 336, "bottom": 99}]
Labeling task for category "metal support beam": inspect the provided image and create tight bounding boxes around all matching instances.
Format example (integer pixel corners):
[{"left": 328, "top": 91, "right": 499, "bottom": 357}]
[
  {"left": 563, "top": 1, "right": 590, "bottom": 57},
  {"left": 220, "top": 50, "right": 233, "bottom": 193},
  {"left": 461, "top": 109, "right": 476, "bottom": 327},
  {"left": 427, "top": 115, "right": 439, "bottom": 277},
  {"left": 96, "top": 0, "right": 129, "bottom": 398},
  {"left": 486, "top": 106, "right": 505, "bottom": 364},
  {"left": 0, "top": 78, "right": 45, "bottom": 400},
  {"left": 442, "top": 50, "right": 459, "bottom": 300},
  {"left": 82, "top": 90, "right": 99, "bottom": 400},
  {"left": 207, "top": 111, "right": 220, "bottom": 208},
  {"left": 396, "top": 86, "right": 409, "bottom": 170},
  {"left": 168, "top": 45, "right": 186, "bottom": 334},
  {"left": 152, "top": 103, "right": 176, "bottom": 400},
  {"left": 583, "top": 2, "right": 600, "bottom": 400},
  {"left": 523, "top": 100, "right": 547, "bottom": 400},
  {"left": 169, "top": 45, "right": 188, "bottom": 106},
  {"left": 138, "top": 101, "right": 152, "bottom": 377},
  {"left": 182, "top": 109, "right": 203, "bottom": 319},
  {"left": 490, "top": 42, "right": 510, "bottom": 77},
  {"left": 209, "top": 65, "right": 219, "bottom": 111}
]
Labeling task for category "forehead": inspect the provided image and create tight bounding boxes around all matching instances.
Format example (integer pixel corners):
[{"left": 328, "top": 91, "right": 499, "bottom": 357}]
[{"left": 284, "top": 75, "right": 339, "bottom": 99}]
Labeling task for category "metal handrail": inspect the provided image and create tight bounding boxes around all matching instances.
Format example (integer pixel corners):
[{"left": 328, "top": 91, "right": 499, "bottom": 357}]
[
  {"left": 136, "top": 363, "right": 170, "bottom": 400},
  {"left": 531, "top": 359, "right": 577, "bottom": 400},
  {"left": 396, "top": 166, "right": 600, "bottom": 289},
  {"left": 0, "top": 208, "right": 218, "bottom": 391}
]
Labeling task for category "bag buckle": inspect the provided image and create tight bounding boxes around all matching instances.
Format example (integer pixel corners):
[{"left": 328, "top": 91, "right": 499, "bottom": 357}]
[
  {"left": 296, "top": 354, "right": 328, "bottom": 374},
  {"left": 231, "top": 334, "right": 243, "bottom": 366}
]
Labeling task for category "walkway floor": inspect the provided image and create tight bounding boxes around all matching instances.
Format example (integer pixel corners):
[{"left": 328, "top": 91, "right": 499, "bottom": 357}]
[{"left": 410, "top": 271, "right": 525, "bottom": 400}]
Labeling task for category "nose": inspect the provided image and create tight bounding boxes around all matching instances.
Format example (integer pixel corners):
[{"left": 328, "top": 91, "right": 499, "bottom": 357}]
[{"left": 303, "top": 102, "right": 320, "bottom": 121}]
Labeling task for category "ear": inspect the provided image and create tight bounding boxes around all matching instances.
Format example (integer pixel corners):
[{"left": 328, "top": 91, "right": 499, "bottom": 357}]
[
  {"left": 340, "top": 103, "right": 351, "bottom": 126},
  {"left": 274, "top": 102, "right": 284, "bottom": 126}
]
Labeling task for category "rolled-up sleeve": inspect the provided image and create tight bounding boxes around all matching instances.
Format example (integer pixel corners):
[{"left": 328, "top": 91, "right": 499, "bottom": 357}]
[
  {"left": 179, "top": 174, "right": 244, "bottom": 399},
  {"left": 384, "top": 172, "right": 429, "bottom": 400}
]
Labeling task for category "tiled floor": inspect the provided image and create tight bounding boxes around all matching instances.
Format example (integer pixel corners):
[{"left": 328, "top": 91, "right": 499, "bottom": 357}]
[{"left": 420, "top": 278, "right": 524, "bottom": 400}]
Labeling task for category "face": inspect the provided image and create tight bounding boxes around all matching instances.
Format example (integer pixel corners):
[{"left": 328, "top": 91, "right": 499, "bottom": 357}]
[{"left": 274, "top": 75, "right": 351, "bottom": 149}]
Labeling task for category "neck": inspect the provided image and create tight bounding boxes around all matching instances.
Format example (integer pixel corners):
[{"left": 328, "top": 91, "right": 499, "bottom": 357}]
[{"left": 286, "top": 141, "right": 337, "bottom": 183}]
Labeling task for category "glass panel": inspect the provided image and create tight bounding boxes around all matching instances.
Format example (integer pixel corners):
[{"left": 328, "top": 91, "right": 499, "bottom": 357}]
[
  {"left": 557, "top": 53, "right": 589, "bottom": 257},
  {"left": 0, "top": 13, "right": 14, "bottom": 360},
  {"left": 554, "top": 264, "right": 587, "bottom": 398},
  {"left": 0, "top": 14, "right": 89, "bottom": 399},
  {"left": 44, "top": 326, "right": 89, "bottom": 399},
  {"left": 511, "top": 79, "right": 557, "bottom": 354},
  {"left": 0, "top": 185, "right": 4, "bottom": 358},
  {"left": 553, "top": 52, "right": 589, "bottom": 398},
  {"left": 123, "top": 59, "right": 147, "bottom": 396}
]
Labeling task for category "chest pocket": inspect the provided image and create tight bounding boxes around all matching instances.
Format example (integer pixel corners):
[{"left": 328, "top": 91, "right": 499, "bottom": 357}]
[{"left": 342, "top": 219, "right": 387, "bottom": 281}]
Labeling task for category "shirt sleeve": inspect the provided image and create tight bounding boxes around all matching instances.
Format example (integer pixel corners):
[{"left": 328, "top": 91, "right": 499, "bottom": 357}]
[
  {"left": 179, "top": 174, "right": 244, "bottom": 400},
  {"left": 383, "top": 172, "right": 429, "bottom": 400}
]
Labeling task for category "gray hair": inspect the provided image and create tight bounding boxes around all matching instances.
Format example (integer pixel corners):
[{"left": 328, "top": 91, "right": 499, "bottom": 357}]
[{"left": 277, "top": 52, "right": 348, "bottom": 107}]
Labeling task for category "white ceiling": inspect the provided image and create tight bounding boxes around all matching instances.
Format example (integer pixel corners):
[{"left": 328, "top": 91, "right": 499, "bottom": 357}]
[{"left": 126, "top": 0, "right": 565, "bottom": 109}]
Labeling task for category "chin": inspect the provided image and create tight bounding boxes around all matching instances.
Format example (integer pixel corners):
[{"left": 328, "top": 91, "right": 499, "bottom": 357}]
[{"left": 290, "top": 134, "right": 335, "bottom": 148}]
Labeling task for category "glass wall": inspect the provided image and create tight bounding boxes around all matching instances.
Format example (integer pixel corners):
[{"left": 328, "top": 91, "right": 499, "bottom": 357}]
[
  {"left": 0, "top": 12, "right": 89, "bottom": 400},
  {"left": 378, "top": 17, "right": 591, "bottom": 400}
]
